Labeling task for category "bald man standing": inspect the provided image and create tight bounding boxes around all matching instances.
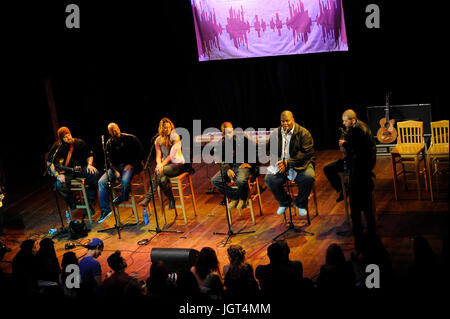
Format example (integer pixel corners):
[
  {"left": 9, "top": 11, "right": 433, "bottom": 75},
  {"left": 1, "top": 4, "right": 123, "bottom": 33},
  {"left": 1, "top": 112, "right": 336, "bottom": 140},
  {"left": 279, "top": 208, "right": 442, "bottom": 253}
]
[
  {"left": 265, "top": 111, "right": 315, "bottom": 217},
  {"left": 98, "top": 123, "right": 145, "bottom": 223},
  {"left": 337, "top": 110, "right": 377, "bottom": 250}
]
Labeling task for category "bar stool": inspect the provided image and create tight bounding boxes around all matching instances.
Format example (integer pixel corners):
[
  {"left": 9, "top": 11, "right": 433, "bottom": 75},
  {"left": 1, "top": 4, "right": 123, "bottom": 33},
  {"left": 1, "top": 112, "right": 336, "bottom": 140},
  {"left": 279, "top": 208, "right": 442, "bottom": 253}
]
[
  {"left": 158, "top": 171, "right": 197, "bottom": 225},
  {"left": 283, "top": 181, "right": 318, "bottom": 225},
  {"left": 69, "top": 178, "right": 93, "bottom": 224},
  {"left": 427, "top": 120, "right": 449, "bottom": 201},
  {"left": 391, "top": 120, "right": 429, "bottom": 200},
  {"left": 111, "top": 173, "right": 147, "bottom": 225},
  {"left": 226, "top": 175, "right": 264, "bottom": 226},
  {"left": 338, "top": 171, "right": 351, "bottom": 225}
]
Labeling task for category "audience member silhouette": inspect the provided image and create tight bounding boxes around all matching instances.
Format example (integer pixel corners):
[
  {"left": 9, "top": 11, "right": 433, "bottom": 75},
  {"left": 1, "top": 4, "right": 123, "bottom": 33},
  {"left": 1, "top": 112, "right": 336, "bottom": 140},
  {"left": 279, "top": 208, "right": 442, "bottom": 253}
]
[
  {"left": 223, "top": 245, "right": 259, "bottom": 300},
  {"left": 352, "top": 233, "right": 392, "bottom": 289},
  {"left": 407, "top": 236, "right": 443, "bottom": 291},
  {"left": 102, "top": 250, "right": 143, "bottom": 297},
  {"left": 35, "top": 238, "right": 61, "bottom": 284},
  {"left": 174, "top": 268, "right": 209, "bottom": 302},
  {"left": 12, "top": 239, "right": 38, "bottom": 296},
  {"left": 190, "top": 247, "right": 224, "bottom": 300},
  {"left": 147, "top": 260, "right": 176, "bottom": 299},
  {"left": 60, "top": 251, "right": 79, "bottom": 299},
  {"left": 317, "top": 243, "right": 355, "bottom": 291},
  {"left": 255, "top": 240, "right": 305, "bottom": 299}
]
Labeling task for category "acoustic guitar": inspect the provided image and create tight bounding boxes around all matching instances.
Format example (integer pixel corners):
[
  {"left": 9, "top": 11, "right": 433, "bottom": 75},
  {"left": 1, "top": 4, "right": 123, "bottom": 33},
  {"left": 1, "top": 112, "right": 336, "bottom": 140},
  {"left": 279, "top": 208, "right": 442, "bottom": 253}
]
[
  {"left": 54, "top": 158, "right": 82, "bottom": 174},
  {"left": 377, "top": 92, "right": 397, "bottom": 144}
]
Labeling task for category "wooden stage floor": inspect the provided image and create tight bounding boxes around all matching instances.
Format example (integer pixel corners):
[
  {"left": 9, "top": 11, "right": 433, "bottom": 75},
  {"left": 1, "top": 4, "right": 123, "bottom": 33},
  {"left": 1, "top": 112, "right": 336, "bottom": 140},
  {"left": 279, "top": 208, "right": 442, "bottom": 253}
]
[{"left": 1, "top": 150, "right": 448, "bottom": 284}]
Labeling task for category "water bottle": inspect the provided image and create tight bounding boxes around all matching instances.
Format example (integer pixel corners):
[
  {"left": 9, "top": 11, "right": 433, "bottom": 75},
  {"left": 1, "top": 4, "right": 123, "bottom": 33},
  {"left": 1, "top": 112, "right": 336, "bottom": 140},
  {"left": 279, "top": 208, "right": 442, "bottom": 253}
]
[
  {"left": 65, "top": 210, "right": 71, "bottom": 224},
  {"left": 142, "top": 208, "right": 149, "bottom": 225}
]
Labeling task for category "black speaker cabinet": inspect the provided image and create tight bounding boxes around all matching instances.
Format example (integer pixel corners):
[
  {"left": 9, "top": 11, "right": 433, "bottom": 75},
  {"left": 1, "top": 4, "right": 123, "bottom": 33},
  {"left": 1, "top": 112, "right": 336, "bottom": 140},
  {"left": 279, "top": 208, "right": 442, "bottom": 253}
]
[
  {"left": 366, "top": 104, "right": 432, "bottom": 154},
  {"left": 150, "top": 248, "right": 199, "bottom": 273}
]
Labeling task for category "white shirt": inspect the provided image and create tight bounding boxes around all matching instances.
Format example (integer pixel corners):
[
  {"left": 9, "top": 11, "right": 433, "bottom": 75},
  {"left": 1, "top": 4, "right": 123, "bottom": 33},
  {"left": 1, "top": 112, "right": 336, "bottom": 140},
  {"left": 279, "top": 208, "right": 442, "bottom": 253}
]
[{"left": 267, "top": 126, "right": 297, "bottom": 181}]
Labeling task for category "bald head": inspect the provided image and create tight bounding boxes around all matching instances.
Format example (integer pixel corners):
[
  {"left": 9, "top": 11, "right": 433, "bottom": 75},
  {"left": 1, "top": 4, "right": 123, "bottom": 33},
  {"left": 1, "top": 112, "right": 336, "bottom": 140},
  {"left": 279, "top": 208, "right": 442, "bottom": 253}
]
[
  {"left": 280, "top": 110, "right": 295, "bottom": 132},
  {"left": 342, "top": 109, "right": 357, "bottom": 129},
  {"left": 108, "top": 122, "right": 121, "bottom": 139}
]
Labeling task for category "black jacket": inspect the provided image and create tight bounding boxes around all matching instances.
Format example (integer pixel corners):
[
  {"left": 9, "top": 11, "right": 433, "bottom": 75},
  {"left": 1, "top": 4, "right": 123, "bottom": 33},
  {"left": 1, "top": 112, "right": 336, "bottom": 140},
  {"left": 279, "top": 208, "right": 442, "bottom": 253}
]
[
  {"left": 341, "top": 120, "right": 377, "bottom": 173},
  {"left": 267, "top": 123, "right": 315, "bottom": 172},
  {"left": 105, "top": 133, "right": 145, "bottom": 174}
]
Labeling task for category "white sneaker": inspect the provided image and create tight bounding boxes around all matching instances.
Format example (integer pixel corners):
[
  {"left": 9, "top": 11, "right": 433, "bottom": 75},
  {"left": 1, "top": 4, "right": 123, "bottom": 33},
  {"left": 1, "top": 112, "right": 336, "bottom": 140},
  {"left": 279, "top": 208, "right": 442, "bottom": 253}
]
[
  {"left": 276, "top": 206, "right": 287, "bottom": 215},
  {"left": 298, "top": 207, "right": 307, "bottom": 217}
]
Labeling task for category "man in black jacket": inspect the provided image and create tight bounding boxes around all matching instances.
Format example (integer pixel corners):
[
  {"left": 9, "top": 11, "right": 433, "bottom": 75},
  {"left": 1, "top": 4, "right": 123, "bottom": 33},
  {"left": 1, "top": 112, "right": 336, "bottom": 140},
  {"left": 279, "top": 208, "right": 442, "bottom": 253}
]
[
  {"left": 211, "top": 122, "right": 257, "bottom": 210},
  {"left": 339, "top": 109, "right": 377, "bottom": 250},
  {"left": 47, "top": 127, "right": 100, "bottom": 214},
  {"left": 265, "top": 111, "right": 315, "bottom": 217},
  {"left": 98, "top": 123, "right": 145, "bottom": 223}
]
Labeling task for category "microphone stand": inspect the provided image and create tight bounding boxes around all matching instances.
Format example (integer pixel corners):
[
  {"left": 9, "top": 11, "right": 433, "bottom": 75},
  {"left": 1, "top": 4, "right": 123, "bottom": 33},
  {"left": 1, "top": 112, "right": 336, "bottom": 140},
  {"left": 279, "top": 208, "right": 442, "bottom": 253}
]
[
  {"left": 213, "top": 162, "right": 254, "bottom": 247},
  {"left": 273, "top": 174, "right": 314, "bottom": 241},
  {"left": 98, "top": 135, "right": 136, "bottom": 239},
  {"left": 143, "top": 135, "right": 183, "bottom": 242},
  {"left": 43, "top": 142, "right": 69, "bottom": 239}
]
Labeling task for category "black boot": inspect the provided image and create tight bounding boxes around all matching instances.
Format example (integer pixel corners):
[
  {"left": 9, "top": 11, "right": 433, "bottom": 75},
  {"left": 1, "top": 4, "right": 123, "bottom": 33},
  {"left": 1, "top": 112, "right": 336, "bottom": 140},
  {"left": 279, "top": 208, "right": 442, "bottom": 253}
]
[
  {"left": 164, "top": 189, "right": 176, "bottom": 210},
  {"left": 138, "top": 191, "right": 153, "bottom": 207}
]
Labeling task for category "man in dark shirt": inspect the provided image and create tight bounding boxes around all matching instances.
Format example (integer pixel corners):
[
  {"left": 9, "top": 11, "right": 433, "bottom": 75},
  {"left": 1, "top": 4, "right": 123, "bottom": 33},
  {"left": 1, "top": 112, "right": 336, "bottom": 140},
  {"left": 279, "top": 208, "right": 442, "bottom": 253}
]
[
  {"left": 255, "top": 240, "right": 303, "bottom": 299},
  {"left": 211, "top": 122, "right": 257, "bottom": 210},
  {"left": 47, "top": 127, "right": 99, "bottom": 213},
  {"left": 339, "top": 109, "right": 377, "bottom": 250},
  {"left": 98, "top": 123, "right": 145, "bottom": 223},
  {"left": 102, "top": 250, "right": 142, "bottom": 297}
]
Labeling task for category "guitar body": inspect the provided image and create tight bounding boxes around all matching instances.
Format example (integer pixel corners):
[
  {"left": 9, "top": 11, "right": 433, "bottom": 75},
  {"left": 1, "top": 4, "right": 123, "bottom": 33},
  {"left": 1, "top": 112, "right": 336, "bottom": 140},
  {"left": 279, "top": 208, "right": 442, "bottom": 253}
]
[{"left": 377, "top": 118, "right": 397, "bottom": 144}]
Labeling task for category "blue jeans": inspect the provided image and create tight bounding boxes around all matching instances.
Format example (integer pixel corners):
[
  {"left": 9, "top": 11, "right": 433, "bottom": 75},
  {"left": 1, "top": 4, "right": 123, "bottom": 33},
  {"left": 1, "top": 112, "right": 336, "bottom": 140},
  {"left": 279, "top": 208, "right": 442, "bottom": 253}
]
[
  {"left": 211, "top": 164, "right": 251, "bottom": 201},
  {"left": 265, "top": 163, "right": 315, "bottom": 209},
  {"left": 55, "top": 166, "right": 99, "bottom": 209},
  {"left": 98, "top": 164, "right": 135, "bottom": 213}
]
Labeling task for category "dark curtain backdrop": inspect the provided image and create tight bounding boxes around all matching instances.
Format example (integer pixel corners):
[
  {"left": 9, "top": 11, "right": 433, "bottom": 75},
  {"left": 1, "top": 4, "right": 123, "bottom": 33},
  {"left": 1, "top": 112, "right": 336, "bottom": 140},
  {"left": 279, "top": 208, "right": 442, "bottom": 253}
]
[{"left": 2, "top": 0, "right": 446, "bottom": 198}]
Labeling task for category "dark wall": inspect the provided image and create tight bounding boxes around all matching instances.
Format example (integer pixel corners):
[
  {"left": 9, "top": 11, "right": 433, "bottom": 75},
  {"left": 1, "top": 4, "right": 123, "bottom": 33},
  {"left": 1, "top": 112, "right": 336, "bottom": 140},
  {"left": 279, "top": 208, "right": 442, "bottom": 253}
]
[{"left": 2, "top": 0, "right": 446, "bottom": 198}]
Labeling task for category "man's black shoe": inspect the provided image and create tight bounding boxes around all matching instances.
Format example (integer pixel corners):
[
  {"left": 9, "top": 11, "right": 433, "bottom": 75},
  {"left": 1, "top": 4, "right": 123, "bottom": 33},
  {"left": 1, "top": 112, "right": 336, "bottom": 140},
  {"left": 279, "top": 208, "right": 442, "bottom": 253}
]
[{"left": 98, "top": 211, "right": 112, "bottom": 223}]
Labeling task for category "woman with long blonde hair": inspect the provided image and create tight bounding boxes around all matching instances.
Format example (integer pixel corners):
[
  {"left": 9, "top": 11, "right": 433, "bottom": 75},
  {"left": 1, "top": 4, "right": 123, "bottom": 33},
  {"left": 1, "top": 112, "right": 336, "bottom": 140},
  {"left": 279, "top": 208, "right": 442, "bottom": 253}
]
[{"left": 139, "top": 118, "right": 185, "bottom": 208}]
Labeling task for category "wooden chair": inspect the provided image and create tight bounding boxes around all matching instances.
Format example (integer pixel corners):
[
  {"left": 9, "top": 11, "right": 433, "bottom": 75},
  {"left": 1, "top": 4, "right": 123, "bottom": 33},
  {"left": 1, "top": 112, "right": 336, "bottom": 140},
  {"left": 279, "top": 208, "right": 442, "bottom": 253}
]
[
  {"left": 158, "top": 171, "right": 197, "bottom": 225},
  {"left": 283, "top": 181, "right": 318, "bottom": 225},
  {"left": 69, "top": 178, "right": 93, "bottom": 224},
  {"left": 390, "top": 120, "right": 429, "bottom": 200},
  {"left": 226, "top": 175, "right": 264, "bottom": 226},
  {"left": 111, "top": 171, "right": 148, "bottom": 225},
  {"left": 427, "top": 120, "right": 449, "bottom": 201}
]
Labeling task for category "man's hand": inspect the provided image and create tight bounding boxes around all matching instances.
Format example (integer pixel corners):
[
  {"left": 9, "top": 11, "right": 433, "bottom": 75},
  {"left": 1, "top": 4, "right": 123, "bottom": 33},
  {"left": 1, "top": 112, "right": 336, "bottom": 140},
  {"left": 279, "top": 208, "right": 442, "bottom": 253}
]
[
  {"left": 57, "top": 174, "right": 66, "bottom": 184},
  {"left": 239, "top": 163, "right": 252, "bottom": 169},
  {"left": 86, "top": 164, "right": 98, "bottom": 174},
  {"left": 277, "top": 161, "right": 286, "bottom": 174},
  {"left": 227, "top": 169, "right": 236, "bottom": 180},
  {"left": 124, "top": 164, "right": 133, "bottom": 171},
  {"left": 155, "top": 164, "right": 163, "bottom": 175},
  {"left": 339, "top": 139, "right": 346, "bottom": 147}
]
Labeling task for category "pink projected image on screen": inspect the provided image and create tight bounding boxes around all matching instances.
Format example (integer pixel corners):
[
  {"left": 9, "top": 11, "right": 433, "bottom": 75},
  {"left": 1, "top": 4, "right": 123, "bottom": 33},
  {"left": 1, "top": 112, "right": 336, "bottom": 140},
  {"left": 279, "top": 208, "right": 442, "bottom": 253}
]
[{"left": 191, "top": 0, "right": 348, "bottom": 61}]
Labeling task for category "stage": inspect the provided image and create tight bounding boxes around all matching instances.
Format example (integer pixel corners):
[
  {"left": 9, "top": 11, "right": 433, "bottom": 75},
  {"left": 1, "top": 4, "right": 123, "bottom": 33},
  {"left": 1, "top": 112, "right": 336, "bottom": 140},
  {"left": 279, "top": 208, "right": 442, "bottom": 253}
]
[{"left": 1, "top": 150, "right": 448, "bottom": 285}]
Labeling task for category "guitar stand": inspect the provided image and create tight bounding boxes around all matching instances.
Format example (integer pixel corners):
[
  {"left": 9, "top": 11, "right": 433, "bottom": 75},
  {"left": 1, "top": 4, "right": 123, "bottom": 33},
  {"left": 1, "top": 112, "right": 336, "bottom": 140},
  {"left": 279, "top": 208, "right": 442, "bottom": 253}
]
[
  {"left": 43, "top": 143, "right": 69, "bottom": 240},
  {"left": 272, "top": 180, "right": 314, "bottom": 241}
]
